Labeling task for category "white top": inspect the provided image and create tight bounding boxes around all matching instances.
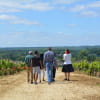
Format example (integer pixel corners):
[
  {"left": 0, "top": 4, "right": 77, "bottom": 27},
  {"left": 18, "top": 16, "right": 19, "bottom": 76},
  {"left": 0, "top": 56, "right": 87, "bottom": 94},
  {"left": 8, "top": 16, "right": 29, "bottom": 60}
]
[{"left": 63, "top": 53, "right": 72, "bottom": 64}]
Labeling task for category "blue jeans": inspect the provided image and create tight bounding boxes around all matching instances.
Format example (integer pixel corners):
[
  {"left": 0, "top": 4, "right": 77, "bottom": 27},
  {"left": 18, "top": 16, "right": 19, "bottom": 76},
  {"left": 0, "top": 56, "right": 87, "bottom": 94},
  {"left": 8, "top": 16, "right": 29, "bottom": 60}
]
[{"left": 46, "top": 62, "right": 53, "bottom": 83}]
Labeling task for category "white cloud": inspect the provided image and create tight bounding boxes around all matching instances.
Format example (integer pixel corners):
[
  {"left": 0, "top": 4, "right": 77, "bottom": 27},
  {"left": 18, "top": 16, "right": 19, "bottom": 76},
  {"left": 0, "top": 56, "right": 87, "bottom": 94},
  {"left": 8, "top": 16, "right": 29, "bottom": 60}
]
[
  {"left": 22, "top": 3, "right": 55, "bottom": 11},
  {"left": 80, "top": 11, "right": 99, "bottom": 17},
  {"left": 0, "top": 1, "right": 55, "bottom": 12},
  {"left": 0, "top": 0, "right": 38, "bottom": 3},
  {"left": 12, "top": 20, "right": 41, "bottom": 25},
  {"left": 57, "top": 32, "right": 64, "bottom": 34},
  {"left": 69, "top": 1, "right": 100, "bottom": 17},
  {"left": 0, "top": 15, "right": 18, "bottom": 20},
  {"left": 0, "top": 0, "right": 81, "bottom": 13},
  {"left": 68, "top": 24, "right": 77, "bottom": 27},
  {"left": 0, "top": 14, "right": 41, "bottom": 25},
  {"left": 69, "top": 5, "right": 86, "bottom": 12},
  {"left": 0, "top": 31, "right": 100, "bottom": 47},
  {"left": 0, "top": 2, "right": 22, "bottom": 8},
  {"left": 88, "top": 1, "right": 100, "bottom": 8},
  {"left": 0, "top": 7, "right": 21, "bottom": 13},
  {"left": 52, "top": 0, "right": 80, "bottom": 4},
  {"left": 69, "top": 1, "right": 100, "bottom": 12}
]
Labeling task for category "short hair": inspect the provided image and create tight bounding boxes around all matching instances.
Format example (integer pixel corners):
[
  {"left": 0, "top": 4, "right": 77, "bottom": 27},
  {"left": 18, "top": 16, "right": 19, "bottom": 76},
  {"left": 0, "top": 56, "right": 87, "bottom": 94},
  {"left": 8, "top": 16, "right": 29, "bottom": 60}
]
[
  {"left": 34, "top": 50, "right": 38, "bottom": 55},
  {"left": 66, "top": 49, "right": 70, "bottom": 53},
  {"left": 48, "top": 47, "right": 52, "bottom": 51}
]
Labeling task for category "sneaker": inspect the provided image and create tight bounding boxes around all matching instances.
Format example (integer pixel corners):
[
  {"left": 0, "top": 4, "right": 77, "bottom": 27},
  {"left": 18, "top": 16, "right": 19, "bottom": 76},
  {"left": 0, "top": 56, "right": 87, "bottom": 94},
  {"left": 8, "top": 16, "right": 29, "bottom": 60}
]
[
  {"left": 27, "top": 80, "right": 30, "bottom": 83},
  {"left": 52, "top": 79, "right": 55, "bottom": 82},
  {"left": 67, "top": 79, "right": 70, "bottom": 81},
  {"left": 31, "top": 81, "right": 33, "bottom": 84},
  {"left": 34, "top": 82, "right": 38, "bottom": 85},
  {"left": 64, "top": 78, "right": 67, "bottom": 81},
  {"left": 48, "top": 82, "right": 51, "bottom": 85},
  {"left": 39, "top": 80, "right": 41, "bottom": 83}
]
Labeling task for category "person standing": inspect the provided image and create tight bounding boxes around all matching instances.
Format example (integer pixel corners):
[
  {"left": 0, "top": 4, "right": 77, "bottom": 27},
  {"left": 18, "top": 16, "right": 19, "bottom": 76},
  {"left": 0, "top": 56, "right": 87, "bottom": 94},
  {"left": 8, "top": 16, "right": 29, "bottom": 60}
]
[
  {"left": 52, "top": 56, "right": 58, "bottom": 81},
  {"left": 62, "top": 49, "right": 74, "bottom": 81},
  {"left": 25, "top": 51, "right": 33, "bottom": 83},
  {"left": 43, "top": 47, "right": 55, "bottom": 84},
  {"left": 39, "top": 54, "right": 45, "bottom": 82},
  {"left": 31, "top": 51, "right": 42, "bottom": 84}
]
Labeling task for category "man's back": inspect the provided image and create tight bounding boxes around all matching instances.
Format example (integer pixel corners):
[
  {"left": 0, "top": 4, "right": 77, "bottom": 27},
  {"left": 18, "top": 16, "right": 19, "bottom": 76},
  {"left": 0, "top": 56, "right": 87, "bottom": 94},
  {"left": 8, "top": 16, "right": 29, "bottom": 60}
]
[
  {"left": 44, "top": 51, "right": 54, "bottom": 63},
  {"left": 31, "top": 55, "right": 40, "bottom": 67},
  {"left": 25, "top": 55, "right": 33, "bottom": 67}
]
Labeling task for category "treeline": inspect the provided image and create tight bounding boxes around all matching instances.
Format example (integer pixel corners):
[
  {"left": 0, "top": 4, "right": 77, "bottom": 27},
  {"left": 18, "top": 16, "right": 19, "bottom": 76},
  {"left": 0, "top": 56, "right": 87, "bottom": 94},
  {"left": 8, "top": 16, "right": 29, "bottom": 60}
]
[{"left": 0, "top": 46, "right": 100, "bottom": 62}]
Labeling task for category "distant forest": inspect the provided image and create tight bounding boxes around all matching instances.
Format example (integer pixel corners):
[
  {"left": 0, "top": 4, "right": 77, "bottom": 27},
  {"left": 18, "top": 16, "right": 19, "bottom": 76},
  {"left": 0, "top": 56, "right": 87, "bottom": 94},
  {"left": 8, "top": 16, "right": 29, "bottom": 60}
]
[{"left": 0, "top": 46, "right": 100, "bottom": 62}]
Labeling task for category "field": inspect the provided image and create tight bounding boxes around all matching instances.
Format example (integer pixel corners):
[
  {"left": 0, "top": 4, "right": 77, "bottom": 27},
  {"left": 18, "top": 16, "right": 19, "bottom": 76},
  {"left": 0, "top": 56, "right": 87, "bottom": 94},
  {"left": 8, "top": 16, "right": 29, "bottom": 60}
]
[{"left": 0, "top": 70, "right": 100, "bottom": 100}]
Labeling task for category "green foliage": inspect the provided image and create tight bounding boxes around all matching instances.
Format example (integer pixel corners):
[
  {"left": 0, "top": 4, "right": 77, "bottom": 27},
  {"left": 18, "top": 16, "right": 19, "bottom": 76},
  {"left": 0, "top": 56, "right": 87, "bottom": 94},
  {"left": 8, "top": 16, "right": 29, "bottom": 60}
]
[
  {"left": 87, "top": 54, "right": 96, "bottom": 61},
  {"left": 73, "top": 60, "right": 100, "bottom": 76},
  {"left": 0, "top": 46, "right": 100, "bottom": 61},
  {"left": 0, "top": 59, "right": 26, "bottom": 76},
  {"left": 78, "top": 50, "right": 88, "bottom": 60}
]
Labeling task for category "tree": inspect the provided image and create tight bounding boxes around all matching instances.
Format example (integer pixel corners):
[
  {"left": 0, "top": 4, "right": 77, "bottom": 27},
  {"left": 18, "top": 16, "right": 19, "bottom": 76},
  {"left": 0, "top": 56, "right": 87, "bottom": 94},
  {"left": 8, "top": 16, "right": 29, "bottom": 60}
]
[
  {"left": 87, "top": 54, "right": 96, "bottom": 61},
  {"left": 78, "top": 50, "right": 88, "bottom": 60}
]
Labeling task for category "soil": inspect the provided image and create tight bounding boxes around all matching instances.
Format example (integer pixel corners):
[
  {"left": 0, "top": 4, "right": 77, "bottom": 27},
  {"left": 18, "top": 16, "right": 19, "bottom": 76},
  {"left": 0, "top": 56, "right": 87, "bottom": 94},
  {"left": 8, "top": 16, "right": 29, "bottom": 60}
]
[{"left": 0, "top": 70, "right": 100, "bottom": 100}]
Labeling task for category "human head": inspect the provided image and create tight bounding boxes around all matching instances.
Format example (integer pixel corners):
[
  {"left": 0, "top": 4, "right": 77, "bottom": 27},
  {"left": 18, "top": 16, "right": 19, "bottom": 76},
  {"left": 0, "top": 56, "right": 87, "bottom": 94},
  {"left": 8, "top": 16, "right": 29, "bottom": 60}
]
[
  {"left": 65, "top": 49, "right": 70, "bottom": 54},
  {"left": 48, "top": 47, "right": 52, "bottom": 51},
  {"left": 28, "top": 51, "right": 33, "bottom": 55},
  {"left": 34, "top": 50, "right": 38, "bottom": 55}
]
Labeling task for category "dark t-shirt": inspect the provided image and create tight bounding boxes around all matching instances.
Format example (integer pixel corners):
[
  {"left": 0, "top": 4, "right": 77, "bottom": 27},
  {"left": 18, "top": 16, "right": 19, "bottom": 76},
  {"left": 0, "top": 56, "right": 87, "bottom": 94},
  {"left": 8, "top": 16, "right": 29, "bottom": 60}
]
[{"left": 31, "top": 55, "right": 40, "bottom": 67}]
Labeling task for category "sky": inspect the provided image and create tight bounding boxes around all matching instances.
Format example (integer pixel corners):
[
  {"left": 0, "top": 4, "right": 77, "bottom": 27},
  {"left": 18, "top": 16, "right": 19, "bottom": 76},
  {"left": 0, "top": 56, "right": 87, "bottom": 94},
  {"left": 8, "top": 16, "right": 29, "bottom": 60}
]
[{"left": 0, "top": 0, "right": 100, "bottom": 47}]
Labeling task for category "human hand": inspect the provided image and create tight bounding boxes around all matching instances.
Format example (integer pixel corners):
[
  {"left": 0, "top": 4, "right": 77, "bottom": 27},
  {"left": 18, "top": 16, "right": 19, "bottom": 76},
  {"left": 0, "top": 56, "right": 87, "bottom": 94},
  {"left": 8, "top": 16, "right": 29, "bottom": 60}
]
[{"left": 56, "top": 67, "right": 58, "bottom": 70}]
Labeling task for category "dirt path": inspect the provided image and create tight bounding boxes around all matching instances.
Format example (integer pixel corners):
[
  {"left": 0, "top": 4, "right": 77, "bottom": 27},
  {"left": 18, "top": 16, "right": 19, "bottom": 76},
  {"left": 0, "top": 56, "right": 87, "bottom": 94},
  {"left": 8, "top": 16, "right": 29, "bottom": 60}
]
[{"left": 0, "top": 70, "right": 100, "bottom": 100}]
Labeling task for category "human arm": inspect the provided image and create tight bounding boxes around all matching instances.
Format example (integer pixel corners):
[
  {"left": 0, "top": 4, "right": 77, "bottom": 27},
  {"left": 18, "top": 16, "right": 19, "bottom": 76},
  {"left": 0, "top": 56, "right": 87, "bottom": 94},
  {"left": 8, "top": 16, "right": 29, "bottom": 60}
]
[
  {"left": 39, "top": 60, "right": 43, "bottom": 69},
  {"left": 43, "top": 52, "right": 46, "bottom": 66},
  {"left": 30, "top": 59, "right": 33, "bottom": 73},
  {"left": 53, "top": 57, "right": 58, "bottom": 70},
  {"left": 63, "top": 54, "right": 65, "bottom": 61}
]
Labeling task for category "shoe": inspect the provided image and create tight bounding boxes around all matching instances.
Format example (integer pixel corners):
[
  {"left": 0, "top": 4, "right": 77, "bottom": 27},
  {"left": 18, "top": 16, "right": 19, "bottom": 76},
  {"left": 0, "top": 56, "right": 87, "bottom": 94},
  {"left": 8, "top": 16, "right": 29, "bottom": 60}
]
[
  {"left": 48, "top": 82, "right": 51, "bottom": 85},
  {"left": 43, "top": 79, "right": 45, "bottom": 81},
  {"left": 39, "top": 80, "right": 41, "bottom": 83},
  {"left": 27, "top": 80, "right": 30, "bottom": 83},
  {"left": 52, "top": 79, "right": 55, "bottom": 82},
  {"left": 35, "top": 82, "right": 38, "bottom": 84},
  {"left": 64, "top": 78, "right": 67, "bottom": 80},
  {"left": 67, "top": 79, "right": 70, "bottom": 81},
  {"left": 31, "top": 81, "right": 33, "bottom": 84},
  {"left": 34, "top": 82, "right": 38, "bottom": 85}
]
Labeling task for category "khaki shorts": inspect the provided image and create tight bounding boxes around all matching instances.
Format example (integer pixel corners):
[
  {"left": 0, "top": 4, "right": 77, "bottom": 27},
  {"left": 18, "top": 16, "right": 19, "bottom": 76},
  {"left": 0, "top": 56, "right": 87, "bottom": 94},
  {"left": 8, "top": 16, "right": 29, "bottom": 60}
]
[{"left": 33, "top": 66, "right": 40, "bottom": 74}]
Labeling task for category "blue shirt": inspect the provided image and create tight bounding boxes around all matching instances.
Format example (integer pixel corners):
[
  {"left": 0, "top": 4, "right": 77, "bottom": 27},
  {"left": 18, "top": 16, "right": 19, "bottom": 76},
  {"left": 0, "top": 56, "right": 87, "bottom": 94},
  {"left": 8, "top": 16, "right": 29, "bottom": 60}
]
[{"left": 43, "top": 51, "right": 55, "bottom": 65}]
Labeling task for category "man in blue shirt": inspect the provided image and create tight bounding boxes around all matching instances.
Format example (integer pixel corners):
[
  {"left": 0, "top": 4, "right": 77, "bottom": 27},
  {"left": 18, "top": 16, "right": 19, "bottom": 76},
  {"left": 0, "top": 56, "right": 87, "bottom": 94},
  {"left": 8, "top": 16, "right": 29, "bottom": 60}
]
[
  {"left": 43, "top": 48, "right": 55, "bottom": 84},
  {"left": 25, "top": 51, "right": 33, "bottom": 83}
]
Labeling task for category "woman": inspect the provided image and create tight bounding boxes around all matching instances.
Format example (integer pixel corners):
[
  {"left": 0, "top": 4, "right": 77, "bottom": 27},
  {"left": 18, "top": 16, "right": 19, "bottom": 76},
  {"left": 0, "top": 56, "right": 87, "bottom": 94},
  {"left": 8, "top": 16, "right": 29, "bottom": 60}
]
[{"left": 62, "top": 49, "right": 74, "bottom": 81}]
